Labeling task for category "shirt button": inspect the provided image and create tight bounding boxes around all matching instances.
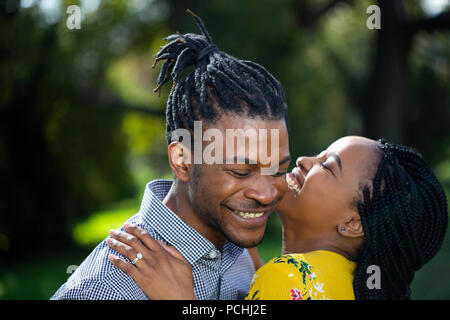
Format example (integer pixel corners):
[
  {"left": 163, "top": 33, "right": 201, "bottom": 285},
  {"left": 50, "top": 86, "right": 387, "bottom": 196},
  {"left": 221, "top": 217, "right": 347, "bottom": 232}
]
[{"left": 208, "top": 250, "right": 218, "bottom": 259}]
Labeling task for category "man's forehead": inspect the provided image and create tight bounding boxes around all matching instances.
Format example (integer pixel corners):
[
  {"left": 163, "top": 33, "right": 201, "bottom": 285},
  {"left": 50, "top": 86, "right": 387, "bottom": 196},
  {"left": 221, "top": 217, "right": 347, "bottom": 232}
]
[{"left": 207, "top": 113, "right": 286, "bottom": 129}]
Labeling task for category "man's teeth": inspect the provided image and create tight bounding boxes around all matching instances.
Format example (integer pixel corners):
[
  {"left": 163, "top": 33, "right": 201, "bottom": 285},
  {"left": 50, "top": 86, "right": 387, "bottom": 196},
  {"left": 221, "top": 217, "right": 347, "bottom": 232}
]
[
  {"left": 235, "top": 211, "right": 264, "bottom": 219},
  {"left": 286, "top": 174, "right": 301, "bottom": 193}
]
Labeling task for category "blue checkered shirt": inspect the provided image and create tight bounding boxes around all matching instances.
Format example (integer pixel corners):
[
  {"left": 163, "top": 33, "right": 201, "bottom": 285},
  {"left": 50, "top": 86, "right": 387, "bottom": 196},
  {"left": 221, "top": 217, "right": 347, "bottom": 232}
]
[{"left": 51, "top": 179, "right": 255, "bottom": 300}]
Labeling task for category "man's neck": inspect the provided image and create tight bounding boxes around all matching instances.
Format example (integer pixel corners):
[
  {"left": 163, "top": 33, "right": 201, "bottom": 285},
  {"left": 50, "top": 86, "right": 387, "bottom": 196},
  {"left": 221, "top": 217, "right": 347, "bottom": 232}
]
[{"left": 162, "top": 181, "right": 227, "bottom": 248}]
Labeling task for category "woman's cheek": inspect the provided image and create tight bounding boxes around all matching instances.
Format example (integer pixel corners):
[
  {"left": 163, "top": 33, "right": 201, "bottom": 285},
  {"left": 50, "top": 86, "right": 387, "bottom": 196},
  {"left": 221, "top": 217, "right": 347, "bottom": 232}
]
[{"left": 306, "top": 175, "right": 329, "bottom": 205}]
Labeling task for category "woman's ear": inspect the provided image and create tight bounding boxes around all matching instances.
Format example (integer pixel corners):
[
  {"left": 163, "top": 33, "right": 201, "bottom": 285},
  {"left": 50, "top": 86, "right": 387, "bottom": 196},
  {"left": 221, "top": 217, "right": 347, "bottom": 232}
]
[
  {"left": 168, "top": 142, "right": 192, "bottom": 182},
  {"left": 338, "top": 214, "right": 364, "bottom": 238}
]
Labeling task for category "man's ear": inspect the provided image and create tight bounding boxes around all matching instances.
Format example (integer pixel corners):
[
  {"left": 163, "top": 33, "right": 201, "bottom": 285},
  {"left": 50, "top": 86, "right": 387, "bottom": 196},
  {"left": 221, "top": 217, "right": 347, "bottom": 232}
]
[
  {"left": 168, "top": 142, "right": 192, "bottom": 182},
  {"left": 337, "top": 213, "right": 364, "bottom": 238}
]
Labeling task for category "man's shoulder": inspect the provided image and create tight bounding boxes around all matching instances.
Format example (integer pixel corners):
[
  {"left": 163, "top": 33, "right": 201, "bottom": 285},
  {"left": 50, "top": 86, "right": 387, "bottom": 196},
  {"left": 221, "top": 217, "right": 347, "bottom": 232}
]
[
  {"left": 228, "top": 248, "right": 255, "bottom": 274},
  {"left": 51, "top": 239, "right": 146, "bottom": 300},
  {"left": 51, "top": 218, "right": 156, "bottom": 300},
  {"left": 222, "top": 248, "right": 255, "bottom": 290}
]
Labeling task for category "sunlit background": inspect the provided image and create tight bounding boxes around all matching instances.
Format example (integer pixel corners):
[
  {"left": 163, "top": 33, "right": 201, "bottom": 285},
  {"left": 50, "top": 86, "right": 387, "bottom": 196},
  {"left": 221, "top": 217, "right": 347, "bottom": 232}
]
[{"left": 0, "top": 0, "right": 449, "bottom": 299}]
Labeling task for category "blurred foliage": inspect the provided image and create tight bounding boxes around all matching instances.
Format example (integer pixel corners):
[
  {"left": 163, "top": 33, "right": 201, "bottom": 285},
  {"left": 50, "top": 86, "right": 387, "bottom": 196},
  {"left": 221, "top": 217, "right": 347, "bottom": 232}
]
[
  {"left": 0, "top": 0, "right": 449, "bottom": 299},
  {"left": 72, "top": 198, "right": 140, "bottom": 247}
]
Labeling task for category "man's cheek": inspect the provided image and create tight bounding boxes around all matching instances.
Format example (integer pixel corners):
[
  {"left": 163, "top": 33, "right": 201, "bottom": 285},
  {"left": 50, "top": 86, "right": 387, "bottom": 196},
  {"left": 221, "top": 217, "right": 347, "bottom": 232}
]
[{"left": 276, "top": 179, "right": 289, "bottom": 198}]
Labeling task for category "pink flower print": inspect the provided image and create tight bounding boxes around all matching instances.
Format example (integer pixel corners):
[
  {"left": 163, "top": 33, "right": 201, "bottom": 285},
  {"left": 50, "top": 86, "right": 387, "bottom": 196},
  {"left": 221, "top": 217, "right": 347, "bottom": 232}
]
[{"left": 290, "top": 288, "right": 303, "bottom": 300}]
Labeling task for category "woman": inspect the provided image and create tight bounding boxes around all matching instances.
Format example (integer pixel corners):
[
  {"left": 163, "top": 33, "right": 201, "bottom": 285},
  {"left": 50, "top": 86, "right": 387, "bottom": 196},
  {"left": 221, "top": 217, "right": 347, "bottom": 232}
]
[{"left": 106, "top": 136, "right": 448, "bottom": 300}]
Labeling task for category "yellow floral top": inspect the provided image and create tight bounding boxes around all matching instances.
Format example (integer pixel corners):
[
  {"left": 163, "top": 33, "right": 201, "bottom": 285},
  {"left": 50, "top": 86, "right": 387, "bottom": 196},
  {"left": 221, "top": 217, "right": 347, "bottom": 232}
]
[{"left": 245, "top": 250, "right": 357, "bottom": 300}]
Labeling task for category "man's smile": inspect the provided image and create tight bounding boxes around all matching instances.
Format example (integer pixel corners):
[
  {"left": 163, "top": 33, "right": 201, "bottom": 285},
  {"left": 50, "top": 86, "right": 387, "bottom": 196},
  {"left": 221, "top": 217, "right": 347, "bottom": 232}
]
[{"left": 222, "top": 205, "right": 275, "bottom": 222}]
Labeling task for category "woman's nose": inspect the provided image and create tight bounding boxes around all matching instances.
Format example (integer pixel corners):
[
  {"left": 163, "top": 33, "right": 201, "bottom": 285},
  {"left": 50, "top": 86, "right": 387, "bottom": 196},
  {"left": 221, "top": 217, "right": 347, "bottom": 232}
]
[{"left": 296, "top": 156, "right": 315, "bottom": 173}]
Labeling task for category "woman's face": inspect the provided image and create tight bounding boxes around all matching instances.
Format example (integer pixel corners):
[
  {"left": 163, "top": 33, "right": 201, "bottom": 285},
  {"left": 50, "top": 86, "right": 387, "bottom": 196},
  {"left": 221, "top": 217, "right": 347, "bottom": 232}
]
[{"left": 276, "top": 136, "right": 380, "bottom": 238}]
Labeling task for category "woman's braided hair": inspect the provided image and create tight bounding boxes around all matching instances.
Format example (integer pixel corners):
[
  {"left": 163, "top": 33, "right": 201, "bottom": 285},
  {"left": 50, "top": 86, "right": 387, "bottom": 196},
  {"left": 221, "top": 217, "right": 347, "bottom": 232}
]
[
  {"left": 152, "top": 9, "right": 288, "bottom": 144},
  {"left": 353, "top": 139, "right": 448, "bottom": 299}
]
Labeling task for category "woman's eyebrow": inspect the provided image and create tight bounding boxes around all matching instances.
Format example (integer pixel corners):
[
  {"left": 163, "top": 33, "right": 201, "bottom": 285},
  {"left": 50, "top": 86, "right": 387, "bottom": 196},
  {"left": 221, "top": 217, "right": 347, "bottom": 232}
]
[{"left": 329, "top": 152, "right": 343, "bottom": 176}]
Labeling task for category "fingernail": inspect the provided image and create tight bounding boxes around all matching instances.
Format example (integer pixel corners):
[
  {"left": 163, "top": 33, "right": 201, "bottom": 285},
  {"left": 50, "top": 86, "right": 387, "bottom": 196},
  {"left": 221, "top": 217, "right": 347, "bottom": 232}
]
[
  {"left": 108, "top": 254, "right": 117, "bottom": 261},
  {"left": 157, "top": 240, "right": 169, "bottom": 247}
]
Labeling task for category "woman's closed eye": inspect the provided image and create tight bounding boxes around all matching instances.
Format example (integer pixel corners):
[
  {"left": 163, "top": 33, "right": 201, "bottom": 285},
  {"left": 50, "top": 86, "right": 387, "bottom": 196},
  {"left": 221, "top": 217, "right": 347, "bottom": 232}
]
[{"left": 320, "top": 161, "right": 335, "bottom": 176}]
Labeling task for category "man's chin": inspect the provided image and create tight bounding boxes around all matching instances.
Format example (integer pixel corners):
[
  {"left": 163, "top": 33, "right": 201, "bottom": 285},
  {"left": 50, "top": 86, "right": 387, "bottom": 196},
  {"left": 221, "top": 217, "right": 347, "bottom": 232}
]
[
  {"left": 216, "top": 219, "right": 268, "bottom": 248},
  {"left": 225, "top": 233, "right": 265, "bottom": 248}
]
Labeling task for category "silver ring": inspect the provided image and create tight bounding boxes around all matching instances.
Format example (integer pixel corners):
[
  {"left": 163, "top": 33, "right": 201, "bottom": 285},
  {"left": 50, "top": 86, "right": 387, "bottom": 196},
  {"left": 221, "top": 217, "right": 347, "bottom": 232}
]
[{"left": 131, "top": 252, "right": 143, "bottom": 265}]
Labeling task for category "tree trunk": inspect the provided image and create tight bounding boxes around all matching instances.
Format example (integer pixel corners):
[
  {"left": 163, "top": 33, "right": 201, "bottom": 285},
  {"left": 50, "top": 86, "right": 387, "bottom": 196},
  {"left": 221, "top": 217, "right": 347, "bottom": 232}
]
[{"left": 362, "top": 0, "right": 412, "bottom": 143}]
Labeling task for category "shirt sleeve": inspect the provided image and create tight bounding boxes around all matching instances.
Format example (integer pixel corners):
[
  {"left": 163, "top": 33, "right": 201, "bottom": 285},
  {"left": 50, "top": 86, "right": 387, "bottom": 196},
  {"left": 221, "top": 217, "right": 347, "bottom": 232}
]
[{"left": 51, "top": 278, "right": 126, "bottom": 300}]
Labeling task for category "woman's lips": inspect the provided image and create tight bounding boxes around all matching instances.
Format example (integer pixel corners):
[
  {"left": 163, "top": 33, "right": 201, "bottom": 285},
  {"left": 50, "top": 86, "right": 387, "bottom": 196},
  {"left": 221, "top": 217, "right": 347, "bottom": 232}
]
[{"left": 286, "top": 168, "right": 304, "bottom": 193}]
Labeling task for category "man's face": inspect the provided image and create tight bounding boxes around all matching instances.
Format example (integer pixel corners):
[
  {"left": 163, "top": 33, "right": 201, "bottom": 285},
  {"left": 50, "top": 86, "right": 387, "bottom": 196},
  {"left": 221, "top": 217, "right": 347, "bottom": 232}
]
[{"left": 186, "top": 114, "right": 291, "bottom": 248}]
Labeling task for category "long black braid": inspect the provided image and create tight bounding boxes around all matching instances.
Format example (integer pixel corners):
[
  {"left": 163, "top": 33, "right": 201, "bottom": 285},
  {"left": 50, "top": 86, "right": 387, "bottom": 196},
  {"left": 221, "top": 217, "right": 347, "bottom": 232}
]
[
  {"left": 152, "top": 9, "right": 288, "bottom": 144},
  {"left": 353, "top": 139, "right": 448, "bottom": 299}
]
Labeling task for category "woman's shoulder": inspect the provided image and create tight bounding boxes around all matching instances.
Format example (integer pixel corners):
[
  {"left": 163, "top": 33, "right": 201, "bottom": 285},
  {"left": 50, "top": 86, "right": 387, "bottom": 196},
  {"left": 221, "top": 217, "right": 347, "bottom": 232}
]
[
  {"left": 267, "top": 251, "right": 357, "bottom": 284},
  {"left": 246, "top": 251, "right": 356, "bottom": 300},
  {"left": 257, "top": 253, "right": 312, "bottom": 276},
  {"left": 257, "top": 253, "right": 322, "bottom": 290},
  {"left": 257, "top": 251, "right": 336, "bottom": 274}
]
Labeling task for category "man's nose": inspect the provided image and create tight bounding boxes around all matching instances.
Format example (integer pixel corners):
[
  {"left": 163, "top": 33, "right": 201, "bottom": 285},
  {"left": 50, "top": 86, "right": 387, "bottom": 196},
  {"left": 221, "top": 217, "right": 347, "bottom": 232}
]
[{"left": 244, "top": 177, "right": 279, "bottom": 206}]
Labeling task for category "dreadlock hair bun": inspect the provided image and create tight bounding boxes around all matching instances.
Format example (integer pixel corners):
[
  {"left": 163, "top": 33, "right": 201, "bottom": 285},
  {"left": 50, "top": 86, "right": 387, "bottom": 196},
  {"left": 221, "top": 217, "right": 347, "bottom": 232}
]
[
  {"left": 353, "top": 139, "right": 449, "bottom": 300},
  {"left": 152, "top": 9, "right": 288, "bottom": 144}
]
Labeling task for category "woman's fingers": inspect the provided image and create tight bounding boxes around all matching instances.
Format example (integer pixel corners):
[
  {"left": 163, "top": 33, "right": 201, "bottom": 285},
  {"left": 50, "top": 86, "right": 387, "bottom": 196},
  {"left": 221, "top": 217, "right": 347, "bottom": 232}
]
[
  {"left": 106, "top": 235, "right": 145, "bottom": 267},
  {"left": 108, "top": 253, "right": 140, "bottom": 279},
  {"left": 110, "top": 224, "right": 189, "bottom": 267},
  {"left": 106, "top": 237, "right": 132, "bottom": 259},
  {"left": 157, "top": 240, "right": 188, "bottom": 264},
  {"left": 123, "top": 223, "right": 162, "bottom": 251},
  {"left": 106, "top": 225, "right": 196, "bottom": 300}
]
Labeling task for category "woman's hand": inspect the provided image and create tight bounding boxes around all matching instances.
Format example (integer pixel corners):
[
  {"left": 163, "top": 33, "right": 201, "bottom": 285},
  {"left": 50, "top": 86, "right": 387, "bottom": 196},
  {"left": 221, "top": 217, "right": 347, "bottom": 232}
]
[{"left": 106, "top": 223, "right": 196, "bottom": 300}]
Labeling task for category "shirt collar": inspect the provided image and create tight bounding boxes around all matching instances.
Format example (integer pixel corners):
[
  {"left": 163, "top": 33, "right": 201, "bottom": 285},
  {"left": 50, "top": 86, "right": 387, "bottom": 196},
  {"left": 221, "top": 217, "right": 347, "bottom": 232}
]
[{"left": 137, "top": 179, "right": 243, "bottom": 265}]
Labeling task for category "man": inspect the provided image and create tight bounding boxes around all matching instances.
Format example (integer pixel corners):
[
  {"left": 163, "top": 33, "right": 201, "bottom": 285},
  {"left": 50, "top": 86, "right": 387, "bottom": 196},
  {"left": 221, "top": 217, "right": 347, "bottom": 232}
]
[{"left": 51, "top": 11, "right": 291, "bottom": 300}]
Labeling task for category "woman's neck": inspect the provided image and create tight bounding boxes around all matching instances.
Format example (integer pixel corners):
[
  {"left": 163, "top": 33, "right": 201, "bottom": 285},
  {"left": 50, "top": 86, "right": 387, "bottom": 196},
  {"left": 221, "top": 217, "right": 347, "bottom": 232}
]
[{"left": 281, "top": 223, "right": 355, "bottom": 261}]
